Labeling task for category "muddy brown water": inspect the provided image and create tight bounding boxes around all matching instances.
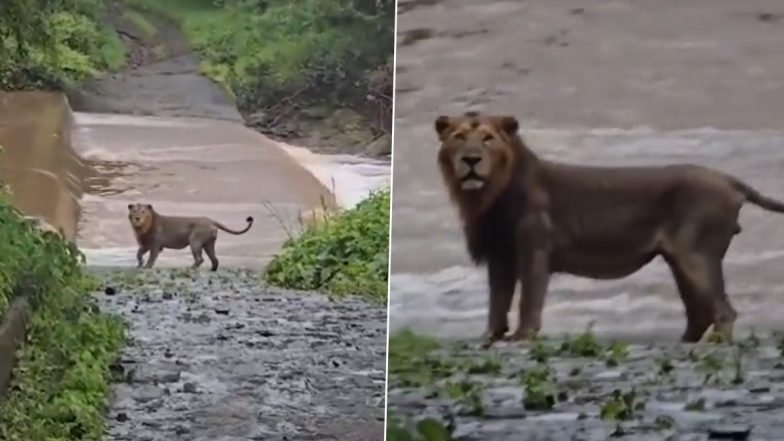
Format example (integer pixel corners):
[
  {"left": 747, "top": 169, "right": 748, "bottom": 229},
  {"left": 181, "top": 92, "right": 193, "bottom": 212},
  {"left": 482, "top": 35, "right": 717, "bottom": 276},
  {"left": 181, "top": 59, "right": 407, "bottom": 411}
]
[
  {"left": 390, "top": 0, "right": 784, "bottom": 342},
  {"left": 0, "top": 91, "right": 389, "bottom": 268}
]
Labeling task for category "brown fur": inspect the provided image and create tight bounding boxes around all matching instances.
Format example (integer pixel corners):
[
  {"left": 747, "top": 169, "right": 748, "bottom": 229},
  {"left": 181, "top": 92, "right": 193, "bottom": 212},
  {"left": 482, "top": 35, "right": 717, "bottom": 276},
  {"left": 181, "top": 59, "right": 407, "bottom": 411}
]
[
  {"left": 127, "top": 203, "right": 253, "bottom": 271},
  {"left": 435, "top": 111, "right": 784, "bottom": 348}
]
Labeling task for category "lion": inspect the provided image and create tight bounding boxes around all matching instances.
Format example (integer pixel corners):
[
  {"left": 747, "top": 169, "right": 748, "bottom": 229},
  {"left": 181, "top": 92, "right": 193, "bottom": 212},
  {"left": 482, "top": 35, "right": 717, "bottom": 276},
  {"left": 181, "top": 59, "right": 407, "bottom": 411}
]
[
  {"left": 127, "top": 203, "right": 253, "bottom": 271},
  {"left": 435, "top": 111, "right": 784, "bottom": 348}
]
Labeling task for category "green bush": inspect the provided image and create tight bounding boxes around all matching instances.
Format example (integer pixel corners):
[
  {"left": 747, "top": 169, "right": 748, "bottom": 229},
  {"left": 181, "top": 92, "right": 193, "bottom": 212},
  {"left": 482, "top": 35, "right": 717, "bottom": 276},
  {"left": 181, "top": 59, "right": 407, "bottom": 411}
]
[
  {"left": 0, "top": 0, "right": 124, "bottom": 90},
  {"left": 264, "top": 189, "right": 389, "bottom": 301},
  {"left": 127, "top": 0, "right": 393, "bottom": 115},
  {"left": 0, "top": 196, "right": 125, "bottom": 440}
]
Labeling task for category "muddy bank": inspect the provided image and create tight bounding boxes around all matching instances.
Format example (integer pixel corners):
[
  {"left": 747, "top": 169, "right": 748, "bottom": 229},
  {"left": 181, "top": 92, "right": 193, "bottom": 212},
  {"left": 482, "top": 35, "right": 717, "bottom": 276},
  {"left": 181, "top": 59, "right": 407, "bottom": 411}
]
[
  {"left": 95, "top": 268, "right": 386, "bottom": 441},
  {"left": 388, "top": 335, "right": 784, "bottom": 440}
]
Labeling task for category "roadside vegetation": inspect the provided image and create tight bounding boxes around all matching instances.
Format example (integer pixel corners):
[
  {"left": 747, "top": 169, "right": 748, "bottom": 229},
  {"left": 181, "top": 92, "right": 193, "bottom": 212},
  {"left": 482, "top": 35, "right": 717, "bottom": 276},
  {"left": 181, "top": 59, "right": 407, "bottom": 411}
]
[
  {"left": 0, "top": 191, "right": 125, "bottom": 440},
  {"left": 125, "top": 0, "right": 394, "bottom": 135},
  {"left": 264, "top": 189, "right": 390, "bottom": 302},
  {"left": 0, "top": 0, "right": 125, "bottom": 90}
]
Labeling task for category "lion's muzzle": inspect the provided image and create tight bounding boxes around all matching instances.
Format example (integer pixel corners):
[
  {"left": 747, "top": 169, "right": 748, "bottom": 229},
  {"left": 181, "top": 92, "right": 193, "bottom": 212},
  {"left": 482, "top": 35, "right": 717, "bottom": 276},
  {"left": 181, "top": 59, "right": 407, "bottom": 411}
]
[{"left": 454, "top": 154, "right": 488, "bottom": 190}]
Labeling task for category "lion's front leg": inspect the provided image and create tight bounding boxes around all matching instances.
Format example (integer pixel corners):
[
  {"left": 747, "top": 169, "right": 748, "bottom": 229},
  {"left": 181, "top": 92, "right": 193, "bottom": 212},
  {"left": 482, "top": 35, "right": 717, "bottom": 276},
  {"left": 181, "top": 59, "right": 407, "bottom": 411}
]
[
  {"left": 507, "top": 213, "right": 552, "bottom": 342},
  {"left": 482, "top": 256, "right": 516, "bottom": 348},
  {"left": 136, "top": 246, "right": 148, "bottom": 268},
  {"left": 143, "top": 246, "right": 162, "bottom": 269}
]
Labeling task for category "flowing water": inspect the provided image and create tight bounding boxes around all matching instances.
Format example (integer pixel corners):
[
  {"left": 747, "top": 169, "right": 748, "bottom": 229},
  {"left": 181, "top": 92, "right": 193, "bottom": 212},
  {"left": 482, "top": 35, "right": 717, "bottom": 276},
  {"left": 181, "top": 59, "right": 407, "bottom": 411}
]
[
  {"left": 390, "top": 0, "right": 784, "bottom": 341},
  {"left": 0, "top": 90, "right": 390, "bottom": 439},
  {"left": 0, "top": 91, "right": 389, "bottom": 269}
]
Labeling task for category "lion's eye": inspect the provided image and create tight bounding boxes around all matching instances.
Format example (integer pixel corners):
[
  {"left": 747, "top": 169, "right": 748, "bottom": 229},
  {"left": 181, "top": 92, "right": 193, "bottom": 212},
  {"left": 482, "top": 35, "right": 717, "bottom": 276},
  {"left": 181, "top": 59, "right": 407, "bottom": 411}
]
[
  {"left": 454, "top": 133, "right": 466, "bottom": 140},
  {"left": 483, "top": 134, "right": 494, "bottom": 143}
]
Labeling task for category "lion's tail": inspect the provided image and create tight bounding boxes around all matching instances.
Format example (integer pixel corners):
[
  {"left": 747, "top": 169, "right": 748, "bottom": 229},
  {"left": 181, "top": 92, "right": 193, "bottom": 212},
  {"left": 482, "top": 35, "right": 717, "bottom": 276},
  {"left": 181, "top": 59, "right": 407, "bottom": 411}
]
[
  {"left": 214, "top": 216, "right": 254, "bottom": 235},
  {"left": 730, "top": 177, "right": 784, "bottom": 213}
]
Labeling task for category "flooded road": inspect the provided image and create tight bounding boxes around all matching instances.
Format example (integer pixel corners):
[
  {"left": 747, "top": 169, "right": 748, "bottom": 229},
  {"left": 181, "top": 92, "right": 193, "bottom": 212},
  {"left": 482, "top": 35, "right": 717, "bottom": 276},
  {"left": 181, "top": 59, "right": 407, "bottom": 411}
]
[
  {"left": 73, "top": 112, "right": 333, "bottom": 268},
  {"left": 390, "top": 0, "right": 784, "bottom": 341},
  {"left": 0, "top": 92, "right": 389, "bottom": 268},
  {"left": 96, "top": 268, "right": 386, "bottom": 441}
]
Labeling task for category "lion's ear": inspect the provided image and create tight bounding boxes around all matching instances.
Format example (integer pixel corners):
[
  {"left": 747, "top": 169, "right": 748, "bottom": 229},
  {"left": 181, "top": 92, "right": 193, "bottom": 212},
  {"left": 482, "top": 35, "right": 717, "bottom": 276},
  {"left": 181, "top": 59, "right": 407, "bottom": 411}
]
[
  {"left": 499, "top": 116, "right": 519, "bottom": 137},
  {"left": 435, "top": 116, "right": 451, "bottom": 137},
  {"left": 146, "top": 204, "right": 153, "bottom": 210},
  {"left": 127, "top": 204, "right": 134, "bottom": 211}
]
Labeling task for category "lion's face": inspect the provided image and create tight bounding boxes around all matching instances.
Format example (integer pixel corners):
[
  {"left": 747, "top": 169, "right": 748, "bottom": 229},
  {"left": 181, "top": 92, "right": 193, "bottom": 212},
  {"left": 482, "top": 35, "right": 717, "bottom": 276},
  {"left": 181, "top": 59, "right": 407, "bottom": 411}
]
[
  {"left": 127, "top": 203, "right": 154, "bottom": 232},
  {"left": 435, "top": 112, "right": 519, "bottom": 193}
]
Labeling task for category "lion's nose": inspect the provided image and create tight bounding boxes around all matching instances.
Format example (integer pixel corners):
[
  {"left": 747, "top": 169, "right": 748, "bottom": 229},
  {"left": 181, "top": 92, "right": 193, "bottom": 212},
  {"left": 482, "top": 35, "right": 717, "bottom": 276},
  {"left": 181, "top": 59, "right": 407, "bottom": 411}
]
[{"left": 462, "top": 156, "right": 481, "bottom": 167}]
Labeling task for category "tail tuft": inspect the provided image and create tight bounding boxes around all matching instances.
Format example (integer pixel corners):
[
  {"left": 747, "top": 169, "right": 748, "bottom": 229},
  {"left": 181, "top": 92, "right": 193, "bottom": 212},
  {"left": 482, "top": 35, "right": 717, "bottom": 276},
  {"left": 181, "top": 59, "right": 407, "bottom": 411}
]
[{"left": 246, "top": 216, "right": 254, "bottom": 223}]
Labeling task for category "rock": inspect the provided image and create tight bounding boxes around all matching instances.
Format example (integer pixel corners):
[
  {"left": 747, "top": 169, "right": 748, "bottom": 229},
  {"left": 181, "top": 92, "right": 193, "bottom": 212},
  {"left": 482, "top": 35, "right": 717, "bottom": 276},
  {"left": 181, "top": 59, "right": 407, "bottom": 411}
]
[
  {"left": 215, "top": 307, "right": 230, "bottom": 315},
  {"left": 708, "top": 425, "right": 752, "bottom": 440},
  {"left": 105, "top": 286, "right": 117, "bottom": 295},
  {"left": 116, "top": 412, "right": 129, "bottom": 422},
  {"left": 366, "top": 134, "right": 391, "bottom": 156},
  {"left": 162, "top": 292, "right": 174, "bottom": 300},
  {"left": 182, "top": 382, "right": 198, "bottom": 393}
]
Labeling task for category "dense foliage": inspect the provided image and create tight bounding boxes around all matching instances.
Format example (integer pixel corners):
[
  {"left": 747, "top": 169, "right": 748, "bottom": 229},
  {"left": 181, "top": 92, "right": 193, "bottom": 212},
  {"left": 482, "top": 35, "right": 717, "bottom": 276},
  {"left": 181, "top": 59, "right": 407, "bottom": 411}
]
[
  {"left": 264, "top": 189, "right": 390, "bottom": 301},
  {"left": 129, "top": 0, "right": 394, "bottom": 130},
  {"left": 0, "top": 196, "right": 125, "bottom": 440},
  {"left": 0, "top": 0, "right": 124, "bottom": 90}
]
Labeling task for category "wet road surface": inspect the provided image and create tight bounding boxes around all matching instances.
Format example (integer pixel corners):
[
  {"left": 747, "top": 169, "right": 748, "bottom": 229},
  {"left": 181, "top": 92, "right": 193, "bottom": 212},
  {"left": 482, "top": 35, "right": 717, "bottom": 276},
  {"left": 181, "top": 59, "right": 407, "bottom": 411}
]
[
  {"left": 390, "top": 0, "right": 784, "bottom": 342},
  {"left": 72, "top": 112, "right": 332, "bottom": 268},
  {"left": 96, "top": 268, "right": 386, "bottom": 441}
]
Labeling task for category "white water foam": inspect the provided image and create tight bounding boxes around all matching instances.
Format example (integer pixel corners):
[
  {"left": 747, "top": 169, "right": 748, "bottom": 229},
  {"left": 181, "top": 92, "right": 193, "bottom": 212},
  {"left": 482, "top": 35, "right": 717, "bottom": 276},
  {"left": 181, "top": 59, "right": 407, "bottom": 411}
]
[{"left": 276, "top": 141, "right": 391, "bottom": 209}]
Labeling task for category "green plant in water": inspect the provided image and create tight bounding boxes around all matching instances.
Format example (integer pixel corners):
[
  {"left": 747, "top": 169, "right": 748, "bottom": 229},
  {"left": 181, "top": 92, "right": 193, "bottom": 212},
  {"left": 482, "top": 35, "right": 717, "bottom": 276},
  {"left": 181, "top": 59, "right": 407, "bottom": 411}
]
[
  {"left": 386, "top": 412, "right": 453, "bottom": 441},
  {"left": 605, "top": 341, "right": 630, "bottom": 367},
  {"left": 465, "top": 356, "right": 502, "bottom": 375},
  {"left": 521, "top": 365, "right": 562, "bottom": 411},
  {"left": 388, "top": 330, "right": 458, "bottom": 387},
  {"left": 695, "top": 349, "right": 726, "bottom": 386},
  {"left": 444, "top": 378, "right": 485, "bottom": 417},
  {"left": 559, "top": 323, "right": 602, "bottom": 358},
  {"left": 684, "top": 397, "right": 706, "bottom": 411},
  {"left": 529, "top": 336, "right": 556, "bottom": 363},
  {"left": 600, "top": 388, "right": 645, "bottom": 421}
]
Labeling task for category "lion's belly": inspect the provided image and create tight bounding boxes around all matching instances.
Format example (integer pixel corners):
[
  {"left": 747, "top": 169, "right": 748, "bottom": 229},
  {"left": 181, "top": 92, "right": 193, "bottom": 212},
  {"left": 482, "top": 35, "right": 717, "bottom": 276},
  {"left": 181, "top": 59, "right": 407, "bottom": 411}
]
[
  {"left": 159, "top": 232, "right": 191, "bottom": 249},
  {"left": 550, "top": 250, "right": 658, "bottom": 279},
  {"left": 549, "top": 230, "right": 662, "bottom": 280}
]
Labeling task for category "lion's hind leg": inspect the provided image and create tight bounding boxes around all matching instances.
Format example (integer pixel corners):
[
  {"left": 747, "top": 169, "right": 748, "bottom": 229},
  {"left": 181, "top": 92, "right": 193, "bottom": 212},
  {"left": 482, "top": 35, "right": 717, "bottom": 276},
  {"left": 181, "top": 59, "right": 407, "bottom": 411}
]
[
  {"left": 204, "top": 237, "right": 219, "bottom": 271},
  {"left": 188, "top": 234, "right": 205, "bottom": 269},
  {"left": 664, "top": 223, "right": 738, "bottom": 343}
]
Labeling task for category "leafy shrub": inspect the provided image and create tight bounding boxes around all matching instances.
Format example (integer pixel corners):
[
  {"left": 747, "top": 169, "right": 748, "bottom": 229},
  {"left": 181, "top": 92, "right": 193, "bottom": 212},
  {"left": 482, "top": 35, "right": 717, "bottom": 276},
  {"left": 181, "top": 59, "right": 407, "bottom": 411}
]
[
  {"left": 127, "top": 0, "right": 393, "bottom": 121},
  {"left": 0, "top": 0, "right": 124, "bottom": 90},
  {"left": 0, "top": 195, "right": 125, "bottom": 440},
  {"left": 264, "top": 189, "right": 389, "bottom": 301}
]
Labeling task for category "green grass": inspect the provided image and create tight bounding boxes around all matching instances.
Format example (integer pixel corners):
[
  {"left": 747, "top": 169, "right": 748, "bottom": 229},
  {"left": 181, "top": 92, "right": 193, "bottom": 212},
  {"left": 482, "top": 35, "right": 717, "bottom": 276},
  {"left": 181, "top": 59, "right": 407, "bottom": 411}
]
[
  {"left": 121, "top": 9, "right": 158, "bottom": 41},
  {"left": 264, "top": 189, "right": 390, "bottom": 302},
  {"left": 0, "top": 194, "right": 126, "bottom": 440},
  {"left": 123, "top": 0, "right": 393, "bottom": 112}
]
